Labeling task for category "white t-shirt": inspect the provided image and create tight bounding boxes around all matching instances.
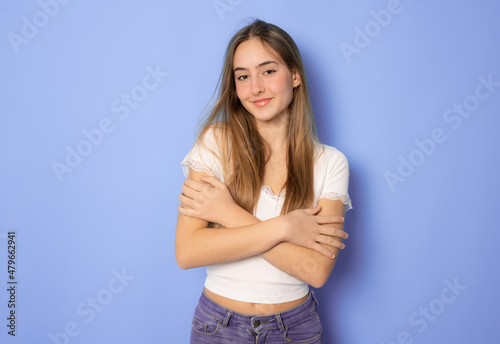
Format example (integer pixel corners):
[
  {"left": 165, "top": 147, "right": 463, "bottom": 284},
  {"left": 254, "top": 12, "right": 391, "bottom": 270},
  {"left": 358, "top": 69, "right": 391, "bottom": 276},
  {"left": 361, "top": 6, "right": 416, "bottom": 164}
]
[{"left": 180, "top": 127, "right": 352, "bottom": 304}]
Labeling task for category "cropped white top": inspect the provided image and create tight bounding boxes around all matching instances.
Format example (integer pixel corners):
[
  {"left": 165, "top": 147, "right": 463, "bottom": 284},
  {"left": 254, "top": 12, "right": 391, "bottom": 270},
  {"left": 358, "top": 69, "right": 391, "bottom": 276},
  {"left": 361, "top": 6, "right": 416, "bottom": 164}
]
[{"left": 180, "top": 127, "right": 352, "bottom": 304}]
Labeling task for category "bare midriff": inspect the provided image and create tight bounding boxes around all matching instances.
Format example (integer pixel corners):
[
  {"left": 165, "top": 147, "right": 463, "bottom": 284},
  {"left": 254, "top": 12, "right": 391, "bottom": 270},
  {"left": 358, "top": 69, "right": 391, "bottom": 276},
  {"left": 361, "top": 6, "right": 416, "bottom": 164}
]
[{"left": 204, "top": 288, "right": 308, "bottom": 315}]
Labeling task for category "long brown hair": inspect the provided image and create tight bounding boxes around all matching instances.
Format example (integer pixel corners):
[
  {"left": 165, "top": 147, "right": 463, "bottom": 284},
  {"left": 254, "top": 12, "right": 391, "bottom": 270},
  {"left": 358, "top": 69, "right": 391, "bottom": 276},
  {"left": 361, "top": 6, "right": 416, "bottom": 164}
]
[{"left": 197, "top": 19, "right": 318, "bottom": 215}]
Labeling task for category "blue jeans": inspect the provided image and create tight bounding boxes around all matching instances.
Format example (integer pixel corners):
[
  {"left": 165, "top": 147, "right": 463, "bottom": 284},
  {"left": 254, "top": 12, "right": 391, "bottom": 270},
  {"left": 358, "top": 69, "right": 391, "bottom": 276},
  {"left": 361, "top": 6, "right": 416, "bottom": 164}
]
[{"left": 190, "top": 290, "right": 324, "bottom": 343}]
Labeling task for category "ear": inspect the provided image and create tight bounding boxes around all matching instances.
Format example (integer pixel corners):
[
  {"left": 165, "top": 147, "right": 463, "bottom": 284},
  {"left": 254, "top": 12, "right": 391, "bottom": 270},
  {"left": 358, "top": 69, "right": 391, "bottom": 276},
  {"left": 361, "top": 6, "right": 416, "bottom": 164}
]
[{"left": 292, "top": 69, "right": 301, "bottom": 88}]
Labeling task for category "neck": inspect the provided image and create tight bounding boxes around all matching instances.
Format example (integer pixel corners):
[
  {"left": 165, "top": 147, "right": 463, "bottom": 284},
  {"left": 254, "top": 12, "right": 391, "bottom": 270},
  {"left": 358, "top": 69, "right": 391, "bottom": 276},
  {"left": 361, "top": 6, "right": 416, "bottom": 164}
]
[{"left": 256, "top": 117, "right": 289, "bottom": 155}]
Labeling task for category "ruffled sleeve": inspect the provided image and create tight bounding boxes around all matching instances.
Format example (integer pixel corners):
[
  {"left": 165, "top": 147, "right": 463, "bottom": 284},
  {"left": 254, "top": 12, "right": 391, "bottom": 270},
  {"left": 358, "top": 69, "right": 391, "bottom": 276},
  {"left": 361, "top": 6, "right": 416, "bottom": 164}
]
[
  {"left": 319, "top": 146, "right": 353, "bottom": 212},
  {"left": 180, "top": 127, "right": 223, "bottom": 181}
]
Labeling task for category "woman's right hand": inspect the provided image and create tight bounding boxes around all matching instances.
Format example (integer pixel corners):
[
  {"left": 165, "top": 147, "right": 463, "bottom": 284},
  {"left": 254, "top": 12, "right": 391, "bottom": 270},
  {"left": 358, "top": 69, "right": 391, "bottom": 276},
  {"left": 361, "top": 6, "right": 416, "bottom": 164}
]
[
  {"left": 282, "top": 206, "right": 348, "bottom": 258},
  {"left": 178, "top": 175, "right": 240, "bottom": 226}
]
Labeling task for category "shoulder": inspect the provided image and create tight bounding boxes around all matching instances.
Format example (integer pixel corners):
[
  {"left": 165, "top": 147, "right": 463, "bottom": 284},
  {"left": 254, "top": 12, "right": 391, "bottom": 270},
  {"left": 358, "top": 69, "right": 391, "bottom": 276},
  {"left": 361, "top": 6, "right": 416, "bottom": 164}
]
[
  {"left": 198, "top": 123, "right": 224, "bottom": 142},
  {"left": 314, "top": 142, "right": 349, "bottom": 168},
  {"left": 198, "top": 122, "right": 230, "bottom": 147},
  {"left": 180, "top": 123, "right": 228, "bottom": 179},
  {"left": 195, "top": 123, "right": 229, "bottom": 153}
]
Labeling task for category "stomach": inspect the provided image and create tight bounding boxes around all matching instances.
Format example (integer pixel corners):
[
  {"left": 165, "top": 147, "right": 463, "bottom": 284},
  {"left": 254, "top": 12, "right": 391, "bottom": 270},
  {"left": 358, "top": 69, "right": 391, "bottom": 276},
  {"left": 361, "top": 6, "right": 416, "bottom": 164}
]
[{"left": 204, "top": 288, "right": 309, "bottom": 315}]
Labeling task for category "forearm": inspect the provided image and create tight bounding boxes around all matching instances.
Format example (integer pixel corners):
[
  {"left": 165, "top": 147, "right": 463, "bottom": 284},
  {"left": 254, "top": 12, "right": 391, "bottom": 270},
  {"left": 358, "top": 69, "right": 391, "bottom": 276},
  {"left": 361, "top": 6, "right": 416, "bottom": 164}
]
[
  {"left": 217, "top": 206, "right": 337, "bottom": 286},
  {"left": 177, "top": 172, "right": 346, "bottom": 274},
  {"left": 218, "top": 202, "right": 345, "bottom": 287},
  {"left": 176, "top": 170, "right": 287, "bottom": 269},
  {"left": 261, "top": 242, "right": 339, "bottom": 288},
  {"left": 175, "top": 213, "right": 284, "bottom": 269}
]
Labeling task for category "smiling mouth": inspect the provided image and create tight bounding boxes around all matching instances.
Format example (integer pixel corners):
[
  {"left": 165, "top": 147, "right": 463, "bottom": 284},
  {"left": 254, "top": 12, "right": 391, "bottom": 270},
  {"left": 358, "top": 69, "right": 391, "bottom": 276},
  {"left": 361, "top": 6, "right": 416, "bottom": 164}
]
[{"left": 252, "top": 98, "right": 272, "bottom": 107}]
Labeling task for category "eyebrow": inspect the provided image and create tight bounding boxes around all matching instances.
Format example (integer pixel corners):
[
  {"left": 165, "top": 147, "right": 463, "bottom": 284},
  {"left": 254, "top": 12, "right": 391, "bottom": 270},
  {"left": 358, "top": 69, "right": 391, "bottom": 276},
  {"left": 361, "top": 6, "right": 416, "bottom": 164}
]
[{"left": 233, "top": 60, "right": 279, "bottom": 73}]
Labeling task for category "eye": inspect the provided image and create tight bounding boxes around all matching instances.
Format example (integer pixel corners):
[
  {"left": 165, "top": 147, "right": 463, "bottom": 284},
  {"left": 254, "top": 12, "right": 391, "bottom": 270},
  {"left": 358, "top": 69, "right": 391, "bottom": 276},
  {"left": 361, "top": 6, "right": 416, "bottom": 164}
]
[
  {"left": 263, "top": 69, "right": 276, "bottom": 75},
  {"left": 236, "top": 75, "right": 248, "bottom": 81}
]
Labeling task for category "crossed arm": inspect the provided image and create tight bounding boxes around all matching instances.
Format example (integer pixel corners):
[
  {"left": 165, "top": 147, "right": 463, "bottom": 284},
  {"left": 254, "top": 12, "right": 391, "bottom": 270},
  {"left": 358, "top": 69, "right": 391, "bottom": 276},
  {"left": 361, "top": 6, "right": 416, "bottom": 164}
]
[{"left": 175, "top": 169, "right": 348, "bottom": 288}]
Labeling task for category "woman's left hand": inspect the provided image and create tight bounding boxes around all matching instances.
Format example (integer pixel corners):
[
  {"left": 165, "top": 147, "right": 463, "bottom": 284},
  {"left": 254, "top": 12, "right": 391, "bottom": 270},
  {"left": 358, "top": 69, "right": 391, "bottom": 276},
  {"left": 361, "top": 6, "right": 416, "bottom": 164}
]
[{"left": 178, "top": 175, "right": 238, "bottom": 225}]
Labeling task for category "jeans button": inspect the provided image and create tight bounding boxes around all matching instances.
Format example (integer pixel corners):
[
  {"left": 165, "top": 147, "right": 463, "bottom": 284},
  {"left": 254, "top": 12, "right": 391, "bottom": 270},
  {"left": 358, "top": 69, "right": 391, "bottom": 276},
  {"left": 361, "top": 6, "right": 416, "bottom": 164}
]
[{"left": 254, "top": 320, "right": 261, "bottom": 327}]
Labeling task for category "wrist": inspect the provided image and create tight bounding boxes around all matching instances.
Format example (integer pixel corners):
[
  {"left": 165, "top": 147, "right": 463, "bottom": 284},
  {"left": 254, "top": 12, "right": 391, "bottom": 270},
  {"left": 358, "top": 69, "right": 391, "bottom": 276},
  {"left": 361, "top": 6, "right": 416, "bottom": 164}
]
[
  {"left": 277, "top": 214, "right": 291, "bottom": 243},
  {"left": 219, "top": 202, "right": 246, "bottom": 228},
  {"left": 221, "top": 203, "right": 261, "bottom": 228}
]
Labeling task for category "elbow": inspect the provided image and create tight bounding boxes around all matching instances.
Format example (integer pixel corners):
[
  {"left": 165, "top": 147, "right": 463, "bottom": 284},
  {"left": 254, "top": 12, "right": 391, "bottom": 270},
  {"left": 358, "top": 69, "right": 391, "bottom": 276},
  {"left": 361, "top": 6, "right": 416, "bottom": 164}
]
[
  {"left": 175, "top": 248, "right": 196, "bottom": 270},
  {"left": 175, "top": 237, "right": 207, "bottom": 269},
  {"left": 309, "top": 275, "right": 329, "bottom": 289},
  {"left": 308, "top": 263, "right": 335, "bottom": 288},
  {"left": 176, "top": 258, "right": 191, "bottom": 270},
  {"left": 176, "top": 256, "right": 195, "bottom": 270}
]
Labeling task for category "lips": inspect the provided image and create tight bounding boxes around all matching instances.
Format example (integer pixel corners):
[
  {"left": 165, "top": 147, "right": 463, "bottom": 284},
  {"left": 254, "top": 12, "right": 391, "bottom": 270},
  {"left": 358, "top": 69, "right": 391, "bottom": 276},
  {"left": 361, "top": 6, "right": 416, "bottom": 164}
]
[{"left": 252, "top": 98, "right": 272, "bottom": 107}]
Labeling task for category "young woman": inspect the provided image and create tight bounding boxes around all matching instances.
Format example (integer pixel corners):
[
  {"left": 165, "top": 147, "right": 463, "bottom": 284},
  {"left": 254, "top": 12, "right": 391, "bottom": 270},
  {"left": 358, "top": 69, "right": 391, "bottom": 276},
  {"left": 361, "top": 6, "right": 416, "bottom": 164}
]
[{"left": 175, "top": 19, "right": 352, "bottom": 343}]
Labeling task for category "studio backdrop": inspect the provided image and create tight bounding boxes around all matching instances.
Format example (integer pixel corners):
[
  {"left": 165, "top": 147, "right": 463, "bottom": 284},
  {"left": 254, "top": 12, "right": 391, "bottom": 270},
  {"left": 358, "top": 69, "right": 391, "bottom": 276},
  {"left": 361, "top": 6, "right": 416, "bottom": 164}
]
[{"left": 1, "top": 0, "right": 499, "bottom": 343}]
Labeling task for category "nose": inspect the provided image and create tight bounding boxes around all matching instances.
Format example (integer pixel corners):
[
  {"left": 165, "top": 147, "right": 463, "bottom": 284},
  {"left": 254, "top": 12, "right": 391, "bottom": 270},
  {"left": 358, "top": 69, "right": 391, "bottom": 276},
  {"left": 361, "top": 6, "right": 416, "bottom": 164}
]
[{"left": 251, "top": 76, "right": 264, "bottom": 96}]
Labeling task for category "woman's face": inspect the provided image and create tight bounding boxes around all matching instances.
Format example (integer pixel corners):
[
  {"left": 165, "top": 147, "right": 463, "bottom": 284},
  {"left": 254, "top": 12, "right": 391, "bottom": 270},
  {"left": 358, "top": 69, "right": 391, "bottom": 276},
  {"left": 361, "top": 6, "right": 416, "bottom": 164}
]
[{"left": 233, "top": 38, "right": 300, "bottom": 127}]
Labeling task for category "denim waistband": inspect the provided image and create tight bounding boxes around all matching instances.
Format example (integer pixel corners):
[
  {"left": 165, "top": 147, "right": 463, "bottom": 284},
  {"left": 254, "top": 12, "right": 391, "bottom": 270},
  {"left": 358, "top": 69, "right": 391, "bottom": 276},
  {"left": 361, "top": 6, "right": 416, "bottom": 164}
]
[{"left": 197, "top": 290, "right": 318, "bottom": 332}]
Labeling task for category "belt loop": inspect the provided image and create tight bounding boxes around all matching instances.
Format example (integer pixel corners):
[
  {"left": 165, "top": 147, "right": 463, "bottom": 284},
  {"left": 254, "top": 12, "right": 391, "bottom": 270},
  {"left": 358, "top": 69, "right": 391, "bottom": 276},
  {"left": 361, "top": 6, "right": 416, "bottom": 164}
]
[
  {"left": 311, "top": 290, "right": 318, "bottom": 307},
  {"left": 222, "top": 310, "right": 233, "bottom": 328},
  {"left": 275, "top": 313, "right": 285, "bottom": 332}
]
